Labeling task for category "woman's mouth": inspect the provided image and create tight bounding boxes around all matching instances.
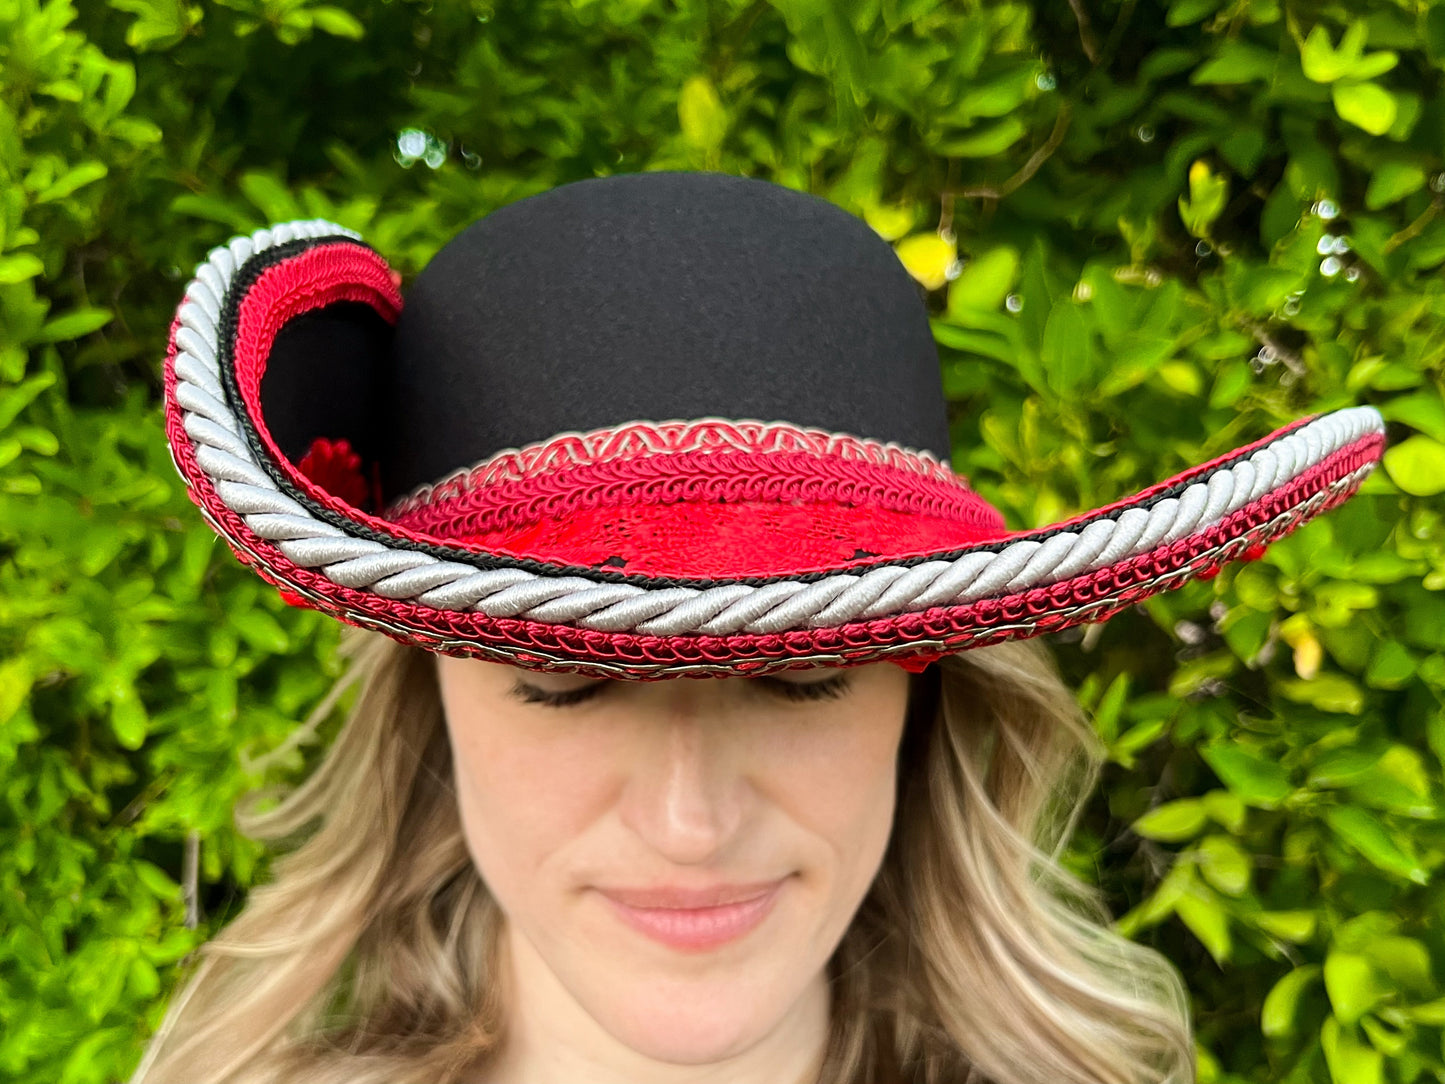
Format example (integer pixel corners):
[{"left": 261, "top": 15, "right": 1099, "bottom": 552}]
[{"left": 594, "top": 879, "right": 787, "bottom": 952}]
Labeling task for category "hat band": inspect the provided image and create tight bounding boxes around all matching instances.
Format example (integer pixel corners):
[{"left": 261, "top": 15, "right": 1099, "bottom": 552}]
[
  {"left": 378, "top": 444, "right": 1009, "bottom": 578},
  {"left": 384, "top": 417, "right": 965, "bottom": 518}
]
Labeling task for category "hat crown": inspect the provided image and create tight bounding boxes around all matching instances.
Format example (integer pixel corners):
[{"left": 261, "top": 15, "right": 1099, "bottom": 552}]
[{"left": 375, "top": 170, "right": 950, "bottom": 503}]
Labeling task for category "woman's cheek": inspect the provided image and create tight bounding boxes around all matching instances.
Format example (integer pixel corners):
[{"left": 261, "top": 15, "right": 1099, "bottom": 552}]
[
  {"left": 766, "top": 706, "right": 904, "bottom": 843},
  {"left": 450, "top": 717, "right": 620, "bottom": 900}
]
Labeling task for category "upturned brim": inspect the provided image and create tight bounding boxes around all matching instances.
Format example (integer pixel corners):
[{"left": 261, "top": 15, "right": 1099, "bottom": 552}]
[{"left": 162, "top": 220, "right": 1387, "bottom": 678}]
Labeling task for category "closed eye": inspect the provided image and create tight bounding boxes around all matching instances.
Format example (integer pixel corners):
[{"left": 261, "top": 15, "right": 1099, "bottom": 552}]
[{"left": 508, "top": 673, "right": 850, "bottom": 708}]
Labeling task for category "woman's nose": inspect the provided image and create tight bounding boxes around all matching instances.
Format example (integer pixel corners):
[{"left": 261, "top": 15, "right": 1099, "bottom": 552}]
[{"left": 618, "top": 711, "right": 746, "bottom": 866}]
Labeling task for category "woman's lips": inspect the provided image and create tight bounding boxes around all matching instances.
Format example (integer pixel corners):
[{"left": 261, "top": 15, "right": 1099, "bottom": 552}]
[{"left": 596, "top": 879, "right": 787, "bottom": 951}]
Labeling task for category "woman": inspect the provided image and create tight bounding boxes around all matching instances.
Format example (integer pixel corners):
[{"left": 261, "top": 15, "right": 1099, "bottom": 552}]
[{"left": 135, "top": 170, "right": 1385, "bottom": 1084}]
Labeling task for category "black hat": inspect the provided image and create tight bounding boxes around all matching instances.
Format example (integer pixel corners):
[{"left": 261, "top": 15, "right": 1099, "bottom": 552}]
[{"left": 163, "top": 171, "right": 1385, "bottom": 678}]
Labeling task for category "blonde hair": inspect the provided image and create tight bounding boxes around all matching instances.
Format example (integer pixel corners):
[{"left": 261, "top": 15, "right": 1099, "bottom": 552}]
[{"left": 128, "top": 626, "right": 1193, "bottom": 1084}]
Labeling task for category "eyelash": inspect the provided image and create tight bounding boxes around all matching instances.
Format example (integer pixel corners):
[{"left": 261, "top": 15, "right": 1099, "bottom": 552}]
[{"left": 511, "top": 674, "right": 850, "bottom": 708}]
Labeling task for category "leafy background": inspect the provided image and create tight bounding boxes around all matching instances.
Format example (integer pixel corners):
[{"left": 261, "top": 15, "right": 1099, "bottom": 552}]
[{"left": 2, "top": 0, "right": 1443, "bottom": 1081}]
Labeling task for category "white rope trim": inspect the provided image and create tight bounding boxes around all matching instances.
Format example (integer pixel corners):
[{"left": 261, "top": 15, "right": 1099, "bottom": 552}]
[{"left": 166, "top": 219, "right": 1386, "bottom": 638}]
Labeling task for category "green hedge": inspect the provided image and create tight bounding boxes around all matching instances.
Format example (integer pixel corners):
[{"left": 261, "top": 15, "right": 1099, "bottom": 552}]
[{"left": 2, "top": 1, "right": 1442, "bottom": 1081}]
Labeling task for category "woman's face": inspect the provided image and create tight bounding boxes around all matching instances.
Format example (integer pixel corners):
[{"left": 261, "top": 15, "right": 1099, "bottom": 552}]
[{"left": 435, "top": 655, "right": 913, "bottom": 1069}]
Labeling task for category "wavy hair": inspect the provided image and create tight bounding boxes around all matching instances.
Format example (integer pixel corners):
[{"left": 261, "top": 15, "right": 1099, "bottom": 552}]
[{"left": 127, "top": 625, "right": 1193, "bottom": 1084}]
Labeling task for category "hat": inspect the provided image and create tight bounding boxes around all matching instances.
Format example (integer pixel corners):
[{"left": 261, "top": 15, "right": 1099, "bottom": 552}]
[{"left": 162, "top": 171, "right": 1385, "bottom": 679}]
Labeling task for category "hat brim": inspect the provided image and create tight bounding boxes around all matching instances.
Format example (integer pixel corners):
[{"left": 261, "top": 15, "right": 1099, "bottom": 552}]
[{"left": 163, "top": 221, "right": 1386, "bottom": 678}]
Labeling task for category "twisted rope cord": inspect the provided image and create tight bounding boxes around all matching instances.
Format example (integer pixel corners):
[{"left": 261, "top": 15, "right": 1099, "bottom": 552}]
[
  {"left": 168, "top": 219, "right": 1386, "bottom": 639},
  {"left": 243, "top": 465, "right": 1376, "bottom": 680}
]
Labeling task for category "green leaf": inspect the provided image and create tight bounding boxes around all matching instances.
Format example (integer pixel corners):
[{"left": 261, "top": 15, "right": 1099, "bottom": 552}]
[
  {"left": 1372, "top": 745, "right": 1432, "bottom": 798},
  {"left": 1260, "top": 180, "right": 1303, "bottom": 248},
  {"left": 1202, "top": 789, "right": 1246, "bottom": 832},
  {"left": 1040, "top": 300, "right": 1092, "bottom": 395},
  {"left": 14, "top": 425, "right": 58, "bottom": 456},
  {"left": 110, "top": 687, "right": 149, "bottom": 750},
  {"left": 1110, "top": 716, "right": 1168, "bottom": 769},
  {"left": 1277, "top": 674, "right": 1365, "bottom": 714},
  {"left": 948, "top": 246, "right": 1019, "bottom": 313},
  {"left": 1114, "top": 860, "right": 1194, "bottom": 936},
  {"left": 1309, "top": 581, "right": 1379, "bottom": 627},
  {"left": 1364, "top": 162, "right": 1425, "bottom": 209},
  {"left": 1253, "top": 910, "right": 1317, "bottom": 943},
  {"left": 1166, "top": 0, "right": 1220, "bottom": 26},
  {"left": 1179, "top": 160, "right": 1229, "bottom": 238},
  {"left": 132, "top": 860, "right": 180, "bottom": 899},
  {"left": 0, "top": 656, "right": 34, "bottom": 727},
  {"left": 1404, "top": 997, "right": 1445, "bottom": 1026},
  {"left": 679, "top": 75, "right": 728, "bottom": 152},
  {"left": 171, "top": 192, "right": 257, "bottom": 231},
  {"left": 0, "top": 371, "right": 58, "bottom": 429},
  {"left": 1427, "top": 4, "right": 1445, "bottom": 64},
  {"left": 110, "top": 0, "right": 201, "bottom": 49},
  {"left": 1218, "top": 606, "right": 1273, "bottom": 663},
  {"left": 933, "top": 117, "right": 1027, "bottom": 157},
  {"left": 1381, "top": 389, "right": 1445, "bottom": 442},
  {"left": 36, "top": 307, "right": 113, "bottom": 343},
  {"left": 1262, "top": 964, "right": 1321, "bottom": 1037},
  {"left": 33, "top": 161, "right": 108, "bottom": 204},
  {"left": 1309, "top": 745, "right": 1386, "bottom": 787},
  {"left": 1320, "top": 1017, "right": 1384, "bottom": 1084},
  {"left": 1364, "top": 640, "right": 1416, "bottom": 688},
  {"left": 1324, "top": 951, "right": 1389, "bottom": 1025},
  {"left": 40, "top": 79, "right": 83, "bottom": 102},
  {"left": 1192, "top": 41, "right": 1277, "bottom": 84},
  {"left": 1089, "top": 671, "right": 1129, "bottom": 744},
  {"left": 239, "top": 171, "right": 301, "bottom": 221},
  {"left": 1364, "top": 936, "right": 1434, "bottom": 996},
  {"left": 231, "top": 609, "right": 291, "bottom": 654},
  {"left": 110, "top": 115, "right": 163, "bottom": 144},
  {"left": 1334, "top": 911, "right": 1401, "bottom": 952},
  {"left": 310, "top": 6, "right": 366, "bottom": 38},
  {"left": 1177, "top": 891, "right": 1232, "bottom": 963},
  {"left": 949, "top": 69, "right": 1031, "bottom": 121},
  {"left": 1332, "top": 82, "right": 1397, "bottom": 136},
  {"left": 1301, "top": 23, "right": 1357, "bottom": 83},
  {"left": 1095, "top": 334, "right": 1177, "bottom": 395},
  {"left": 1324, "top": 806, "right": 1429, "bottom": 883},
  {"left": 1133, "top": 798, "right": 1210, "bottom": 842},
  {"left": 1383, "top": 435, "right": 1445, "bottom": 495},
  {"left": 0, "top": 253, "right": 45, "bottom": 284},
  {"left": 1201, "top": 742, "right": 1292, "bottom": 808},
  {"left": 128, "top": 955, "right": 161, "bottom": 1000},
  {"left": 863, "top": 202, "right": 916, "bottom": 241},
  {"left": 1197, "top": 834, "right": 1251, "bottom": 896},
  {"left": 1351, "top": 51, "right": 1399, "bottom": 81}
]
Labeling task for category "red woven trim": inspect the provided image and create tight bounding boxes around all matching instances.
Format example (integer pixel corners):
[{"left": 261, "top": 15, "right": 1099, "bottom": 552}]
[
  {"left": 386, "top": 449, "right": 1008, "bottom": 575},
  {"left": 1043, "top": 413, "right": 1320, "bottom": 533},
  {"left": 229, "top": 242, "right": 402, "bottom": 518},
  {"left": 393, "top": 451, "right": 995, "bottom": 537},
  {"left": 444, "top": 499, "right": 1006, "bottom": 577},
  {"left": 383, "top": 418, "right": 965, "bottom": 520}
]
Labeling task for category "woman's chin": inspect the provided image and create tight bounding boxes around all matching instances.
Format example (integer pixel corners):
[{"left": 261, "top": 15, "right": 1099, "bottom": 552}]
[{"left": 585, "top": 985, "right": 782, "bottom": 1066}]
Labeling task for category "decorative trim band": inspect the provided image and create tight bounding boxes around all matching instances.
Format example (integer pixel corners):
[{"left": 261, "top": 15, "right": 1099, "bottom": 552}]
[
  {"left": 389, "top": 448, "right": 1004, "bottom": 540},
  {"left": 384, "top": 418, "right": 965, "bottom": 520}
]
